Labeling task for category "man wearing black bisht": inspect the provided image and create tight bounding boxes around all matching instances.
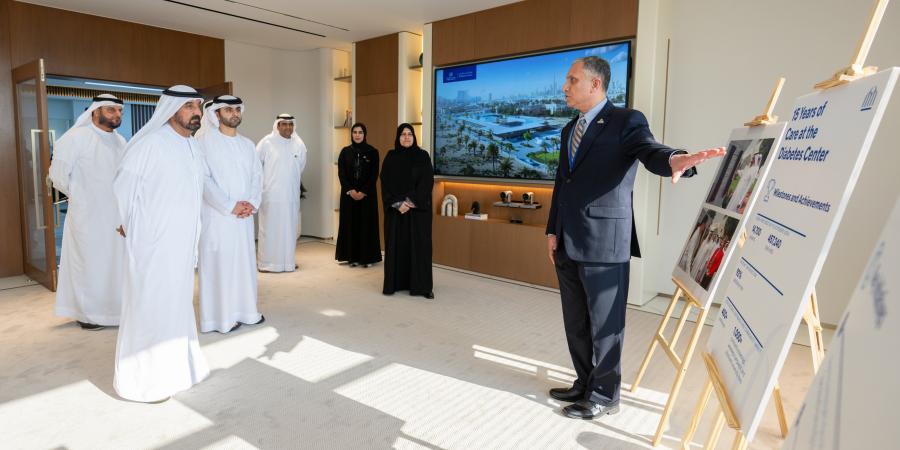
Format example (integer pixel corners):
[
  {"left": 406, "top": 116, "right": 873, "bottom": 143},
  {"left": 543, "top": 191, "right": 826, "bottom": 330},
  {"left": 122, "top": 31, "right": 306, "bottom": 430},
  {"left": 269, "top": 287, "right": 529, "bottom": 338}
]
[
  {"left": 380, "top": 124, "right": 435, "bottom": 299},
  {"left": 335, "top": 123, "right": 382, "bottom": 267}
]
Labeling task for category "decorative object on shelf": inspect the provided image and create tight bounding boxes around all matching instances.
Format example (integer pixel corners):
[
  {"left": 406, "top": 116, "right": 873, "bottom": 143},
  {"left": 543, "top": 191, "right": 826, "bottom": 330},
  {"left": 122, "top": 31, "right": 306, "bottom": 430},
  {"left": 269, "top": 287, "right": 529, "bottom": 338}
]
[
  {"left": 342, "top": 109, "right": 353, "bottom": 128},
  {"left": 522, "top": 192, "right": 535, "bottom": 205},
  {"left": 441, "top": 194, "right": 458, "bottom": 216},
  {"left": 465, "top": 201, "right": 487, "bottom": 220},
  {"left": 499, "top": 190, "right": 513, "bottom": 203}
]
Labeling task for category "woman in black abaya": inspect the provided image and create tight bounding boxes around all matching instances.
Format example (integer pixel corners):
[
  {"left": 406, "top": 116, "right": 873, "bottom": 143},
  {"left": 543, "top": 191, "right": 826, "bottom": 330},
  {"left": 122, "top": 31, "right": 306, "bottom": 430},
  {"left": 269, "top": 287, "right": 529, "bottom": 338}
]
[
  {"left": 380, "top": 124, "right": 434, "bottom": 299},
  {"left": 335, "top": 123, "right": 382, "bottom": 266}
]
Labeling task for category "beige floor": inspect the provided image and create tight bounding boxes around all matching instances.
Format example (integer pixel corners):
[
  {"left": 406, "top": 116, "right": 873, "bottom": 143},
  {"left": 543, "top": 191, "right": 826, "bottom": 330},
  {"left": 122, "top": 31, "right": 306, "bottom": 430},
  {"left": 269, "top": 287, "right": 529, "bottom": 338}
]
[{"left": 0, "top": 241, "right": 819, "bottom": 450}]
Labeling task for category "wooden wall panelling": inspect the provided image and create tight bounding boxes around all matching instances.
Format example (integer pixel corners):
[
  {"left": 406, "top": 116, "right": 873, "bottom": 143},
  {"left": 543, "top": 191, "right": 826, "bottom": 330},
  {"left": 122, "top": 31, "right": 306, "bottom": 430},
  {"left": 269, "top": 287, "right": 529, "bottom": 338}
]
[
  {"left": 0, "top": 0, "right": 24, "bottom": 276},
  {"left": 0, "top": 0, "right": 227, "bottom": 277},
  {"left": 8, "top": 2, "right": 225, "bottom": 88},
  {"left": 356, "top": 93, "right": 399, "bottom": 162},
  {"left": 432, "top": 216, "right": 472, "bottom": 269},
  {"left": 521, "top": 0, "right": 573, "bottom": 56},
  {"left": 434, "top": 216, "right": 558, "bottom": 288},
  {"left": 355, "top": 34, "right": 399, "bottom": 96},
  {"left": 355, "top": 92, "right": 398, "bottom": 247},
  {"left": 473, "top": 0, "right": 572, "bottom": 61},
  {"left": 431, "top": 15, "right": 476, "bottom": 67},
  {"left": 569, "top": 0, "right": 638, "bottom": 44},
  {"left": 432, "top": 0, "right": 638, "bottom": 67}
]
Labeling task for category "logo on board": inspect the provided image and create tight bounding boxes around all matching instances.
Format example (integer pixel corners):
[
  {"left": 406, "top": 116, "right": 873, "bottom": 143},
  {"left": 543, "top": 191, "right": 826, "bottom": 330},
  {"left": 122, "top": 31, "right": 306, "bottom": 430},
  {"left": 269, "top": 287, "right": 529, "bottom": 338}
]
[
  {"left": 861, "top": 86, "right": 877, "bottom": 111},
  {"left": 764, "top": 179, "right": 777, "bottom": 202}
]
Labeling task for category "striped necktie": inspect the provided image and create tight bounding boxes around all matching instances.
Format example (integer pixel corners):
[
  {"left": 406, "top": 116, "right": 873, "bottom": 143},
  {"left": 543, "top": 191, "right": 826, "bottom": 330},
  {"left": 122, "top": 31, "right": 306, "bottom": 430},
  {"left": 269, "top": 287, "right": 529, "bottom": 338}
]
[{"left": 569, "top": 116, "right": 587, "bottom": 167}]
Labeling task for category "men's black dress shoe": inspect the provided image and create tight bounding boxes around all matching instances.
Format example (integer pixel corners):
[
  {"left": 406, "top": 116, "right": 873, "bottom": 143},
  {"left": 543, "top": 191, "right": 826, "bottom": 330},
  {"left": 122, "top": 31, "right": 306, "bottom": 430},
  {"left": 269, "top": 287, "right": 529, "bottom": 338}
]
[
  {"left": 562, "top": 400, "right": 619, "bottom": 419},
  {"left": 228, "top": 322, "right": 242, "bottom": 333},
  {"left": 549, "top": 387, "right": 585, "bottom": 402},
  {"left": 77, "top": 321, "right": 105, "bottom": 331},
  {"left": 424, "top": 292, "right": 435, "bottom": 299},
  {"left": 349, "top": 262, "right": 359, "bottom": 267}
]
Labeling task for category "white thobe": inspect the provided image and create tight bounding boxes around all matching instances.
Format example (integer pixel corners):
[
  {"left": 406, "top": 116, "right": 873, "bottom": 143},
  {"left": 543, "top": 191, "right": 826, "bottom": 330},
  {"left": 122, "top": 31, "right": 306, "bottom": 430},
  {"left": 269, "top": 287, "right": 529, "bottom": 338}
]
[
  {"left": 49, "top": 124, "right": 126, "bottom": 325},
  {"left": 198, "top": 130, "right": 263, "bottom": 332},
  {"left": 256, "top": 135, "right": 307, "bottom": 272},
  {"left": 112, "top": 125, "right": 209, "bottom": 402},
  {"left": 678, "top": 226, "right": 703, "bottom": 273},
  {"left": 692, "top": 236, "right": 714, "bottom": 281},
  {"left": 726, "top": 163, "right": 758, "bottom": 212}
]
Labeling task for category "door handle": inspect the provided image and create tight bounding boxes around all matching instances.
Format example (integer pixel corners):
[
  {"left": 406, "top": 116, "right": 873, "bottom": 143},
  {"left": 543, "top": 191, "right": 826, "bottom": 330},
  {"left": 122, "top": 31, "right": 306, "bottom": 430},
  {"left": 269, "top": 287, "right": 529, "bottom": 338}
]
[{"left": 30, "top": 129, "right": 46, "bottom": 230}]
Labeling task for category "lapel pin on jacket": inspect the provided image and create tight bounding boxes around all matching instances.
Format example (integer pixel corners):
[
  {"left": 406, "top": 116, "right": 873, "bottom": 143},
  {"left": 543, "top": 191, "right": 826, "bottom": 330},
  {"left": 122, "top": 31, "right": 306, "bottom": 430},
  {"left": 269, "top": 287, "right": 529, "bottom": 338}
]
[{"left": 598, "top": 118, "right": 605, "bottom": 124}]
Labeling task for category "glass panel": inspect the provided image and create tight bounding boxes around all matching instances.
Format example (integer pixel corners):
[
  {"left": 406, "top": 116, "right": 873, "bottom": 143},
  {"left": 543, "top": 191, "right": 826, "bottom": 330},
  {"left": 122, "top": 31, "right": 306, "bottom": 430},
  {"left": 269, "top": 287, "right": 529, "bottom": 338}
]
[{"left": 15, "top": 78, "right": 47, "bottom": 271}]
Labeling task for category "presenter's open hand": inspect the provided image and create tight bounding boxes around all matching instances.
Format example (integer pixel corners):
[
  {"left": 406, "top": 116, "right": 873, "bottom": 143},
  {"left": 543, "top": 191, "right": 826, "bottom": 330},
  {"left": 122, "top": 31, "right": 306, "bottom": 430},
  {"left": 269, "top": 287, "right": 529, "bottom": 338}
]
[{"left": 669, "top": 147, "right": 727, "bottom": 184}]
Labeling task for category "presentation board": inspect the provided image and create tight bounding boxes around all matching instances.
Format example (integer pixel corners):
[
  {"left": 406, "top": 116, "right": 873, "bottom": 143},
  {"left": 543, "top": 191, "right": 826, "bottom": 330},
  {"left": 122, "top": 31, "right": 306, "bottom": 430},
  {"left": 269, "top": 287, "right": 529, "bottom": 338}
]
[
  {"left": 672, "top": 124, "right": 785, "bottom": 305},
  {"left": 705, "top": 67, "right": 899, "bottom": 441},
  {"left": 782, "top": 196, "right": 900, "bottom": 450}
]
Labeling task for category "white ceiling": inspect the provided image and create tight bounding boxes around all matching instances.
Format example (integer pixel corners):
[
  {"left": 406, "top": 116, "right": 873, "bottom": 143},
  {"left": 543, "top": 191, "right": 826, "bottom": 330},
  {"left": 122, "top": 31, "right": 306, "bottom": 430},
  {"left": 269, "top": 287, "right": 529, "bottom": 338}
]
[{"left": 20, "top": 0, "right": 520, "bottom": 51}]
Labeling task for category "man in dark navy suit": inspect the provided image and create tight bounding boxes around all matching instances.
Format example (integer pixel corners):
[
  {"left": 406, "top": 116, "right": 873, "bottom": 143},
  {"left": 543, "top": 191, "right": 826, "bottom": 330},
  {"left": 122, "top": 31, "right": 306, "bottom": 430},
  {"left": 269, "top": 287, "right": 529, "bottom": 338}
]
[{"left": 546, "top": 56, "right": 725, "bottom": 419}]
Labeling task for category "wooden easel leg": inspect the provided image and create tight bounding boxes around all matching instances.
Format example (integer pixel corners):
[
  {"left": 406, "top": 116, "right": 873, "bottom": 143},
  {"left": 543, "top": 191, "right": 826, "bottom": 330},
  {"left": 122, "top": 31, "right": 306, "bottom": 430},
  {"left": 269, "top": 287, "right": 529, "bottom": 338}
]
[
  {"left": 704, "top": 411, "right": 726, "bottom": 449},
  {"left": 807, "top": 292, "right": 825, "bottom": 371},
  {"left": 770, "top": 293, "right": 824, "bottom": 440},
  {"left": 670, "top": 300, "right": 694, "bottom": 349},
  {"left": 681, "top": 379, "right": 713, "bottom": 450},
  {"left": 773, "top": 382, "right": 789, "bottom": 438},
  {"left": 731, "top": 432, "right": 747, "bottom": 450},
  {"left": 631, "top": 288, "right": 683, "bottom": 393},
  {"left": 653, "top": 306, "right": 710, "bottom": 446}
]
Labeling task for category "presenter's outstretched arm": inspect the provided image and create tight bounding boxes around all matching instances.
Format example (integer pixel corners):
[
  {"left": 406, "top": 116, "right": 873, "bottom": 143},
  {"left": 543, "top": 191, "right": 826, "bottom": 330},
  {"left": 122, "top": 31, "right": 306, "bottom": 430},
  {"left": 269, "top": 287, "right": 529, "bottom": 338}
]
[{"left": 670, "top": 147, "right": 727, "bottom": 183}]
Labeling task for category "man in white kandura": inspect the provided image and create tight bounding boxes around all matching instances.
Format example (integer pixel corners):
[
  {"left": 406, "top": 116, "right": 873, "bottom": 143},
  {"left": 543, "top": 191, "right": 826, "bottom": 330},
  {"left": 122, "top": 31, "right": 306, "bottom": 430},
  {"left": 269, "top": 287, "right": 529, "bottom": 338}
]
[
  {"left": 256, "top": 113, "right": 308, "bottom": 272},
  {"left": 49, "top": 94, "right": 127, "bottom": 331},
  {"left": 112, "top": 85, "right": 209, "bottom": 403},
  {"left": 196, "top": 95, "right": 264, "bottom": 333}
]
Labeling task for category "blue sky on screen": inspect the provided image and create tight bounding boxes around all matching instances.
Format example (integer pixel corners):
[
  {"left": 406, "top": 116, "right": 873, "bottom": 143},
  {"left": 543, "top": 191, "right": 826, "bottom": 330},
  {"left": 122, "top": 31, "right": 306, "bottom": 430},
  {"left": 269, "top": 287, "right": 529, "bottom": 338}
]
[{"left": 436, "top": 42, "right": 629, "bottom": 101}]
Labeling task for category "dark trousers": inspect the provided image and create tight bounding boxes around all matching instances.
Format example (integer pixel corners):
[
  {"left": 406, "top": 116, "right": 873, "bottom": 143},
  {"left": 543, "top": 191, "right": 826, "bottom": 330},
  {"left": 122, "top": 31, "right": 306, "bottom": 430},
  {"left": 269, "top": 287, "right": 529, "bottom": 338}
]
[{"left": 554, "top": 241, "right": 630, "bottom": 406}]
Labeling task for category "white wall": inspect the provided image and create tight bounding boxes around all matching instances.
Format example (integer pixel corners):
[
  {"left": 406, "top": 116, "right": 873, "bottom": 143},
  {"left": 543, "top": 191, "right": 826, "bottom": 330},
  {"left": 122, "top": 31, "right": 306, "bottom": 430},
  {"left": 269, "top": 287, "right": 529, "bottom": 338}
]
[
  {"left": 224, "top": 40, "right": 336, "bottom": 239},
  {"left": 639, "top": 0, "right": 900, "bottom": 324}
]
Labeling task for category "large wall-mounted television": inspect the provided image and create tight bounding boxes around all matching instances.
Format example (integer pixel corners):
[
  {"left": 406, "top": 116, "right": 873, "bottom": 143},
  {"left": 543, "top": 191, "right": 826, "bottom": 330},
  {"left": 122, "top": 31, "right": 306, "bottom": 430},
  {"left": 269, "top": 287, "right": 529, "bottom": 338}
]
[{"left": 433, "top": 40, "right": 632, "bottom": 181}]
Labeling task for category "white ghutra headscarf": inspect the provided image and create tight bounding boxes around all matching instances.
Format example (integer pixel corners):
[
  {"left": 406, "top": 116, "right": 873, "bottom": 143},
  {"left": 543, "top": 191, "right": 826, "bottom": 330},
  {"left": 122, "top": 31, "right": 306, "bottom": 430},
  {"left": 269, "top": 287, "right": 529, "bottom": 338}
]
[
  {"left": 70, "top": 93, "right": 124, "bottom": 130},
  {"left": 259, "top": 113, "right": 303, "bottom": 146},
  {"left": 196, "top": 95, "right": 245, "bottom": 139},
  {"left": 124, "top": 85, "right": 203, "bottom": 154}
]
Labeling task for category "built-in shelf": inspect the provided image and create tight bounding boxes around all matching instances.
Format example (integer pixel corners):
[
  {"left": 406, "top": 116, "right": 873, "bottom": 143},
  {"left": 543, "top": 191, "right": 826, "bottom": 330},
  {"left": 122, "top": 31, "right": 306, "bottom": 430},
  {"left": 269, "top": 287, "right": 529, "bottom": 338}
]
[
  {"left": 434, "top": 214, "right": 545, "bottom": 229},
  {"left": 334, "top": 125, "right": 350, "bottom": 129},
  {"left": 492, "top": 201, "right": 542, "bottom": 210},
  {"left": 409, "top": 64, "right": 422, "bottom": 70},
  {"left": 333, "top": 76, "right": 352, "bottom": 82},
  {"left": 409, "top": 121, "right": 422, "bottom": 125}
]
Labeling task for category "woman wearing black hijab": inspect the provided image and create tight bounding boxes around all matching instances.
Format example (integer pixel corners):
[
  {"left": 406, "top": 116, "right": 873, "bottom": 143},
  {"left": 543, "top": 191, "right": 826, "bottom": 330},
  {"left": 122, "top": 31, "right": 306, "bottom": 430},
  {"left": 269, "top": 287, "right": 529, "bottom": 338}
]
[
  {"left": 336, "top": 123, "right": 382, "bottom": 267},
  {"left": 380, "top": 123, "right": 435, "bottom": 299}
]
